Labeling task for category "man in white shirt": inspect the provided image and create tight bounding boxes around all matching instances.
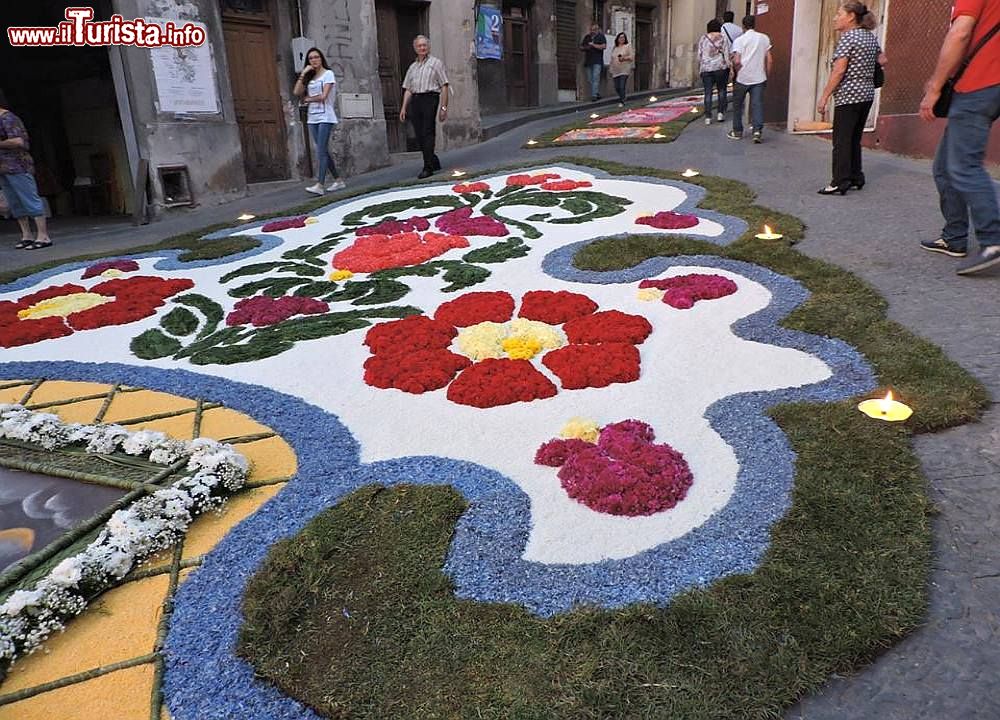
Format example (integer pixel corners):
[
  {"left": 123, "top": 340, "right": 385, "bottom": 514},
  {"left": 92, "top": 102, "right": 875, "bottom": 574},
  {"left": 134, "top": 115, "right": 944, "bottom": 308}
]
[
  {"left": 721, "top": 11, "right": 743, "bottom": 45},
  {"left": 728, "top": 15, "right": 773, "bottom": 143}
]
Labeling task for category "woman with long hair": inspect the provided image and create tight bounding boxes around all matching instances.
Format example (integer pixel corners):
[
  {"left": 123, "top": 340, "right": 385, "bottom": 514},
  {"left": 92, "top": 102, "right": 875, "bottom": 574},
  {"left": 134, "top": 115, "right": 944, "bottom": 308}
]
[
  {"left": 816, "top": 2, "right": 887, "bottom": 195},
  {"left": 697, "top": 19, "right": 730, "bottom": 125},
  {"left": 610, "top": 32, "right": 634, "bottom": 106},
  {"left": 293, "top": 47, "right": 345, "bottom": 196}
]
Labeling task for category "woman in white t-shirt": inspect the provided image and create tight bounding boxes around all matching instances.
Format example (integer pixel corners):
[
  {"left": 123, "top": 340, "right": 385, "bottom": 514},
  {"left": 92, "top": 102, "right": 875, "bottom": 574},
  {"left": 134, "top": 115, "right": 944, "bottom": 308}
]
[{"left": 294, "top": 47, "right": 344, "bottom": 195}]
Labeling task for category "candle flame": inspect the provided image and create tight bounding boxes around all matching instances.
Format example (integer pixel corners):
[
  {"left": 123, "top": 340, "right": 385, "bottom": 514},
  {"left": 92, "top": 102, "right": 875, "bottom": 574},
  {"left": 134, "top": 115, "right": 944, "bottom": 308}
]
[
  {"left": 649, "top": 96, "right": 658, "bottom": 102},
  {"left": 763, "top": 225, "right": 773, "bottom": 235},
  {"left": 526, "top": 139, "right": 538, "bottom": 145},
  {"left": 452, "top": 170, "right": 466, "bottom": 178},
  {"left": 590, "top": 113, "right": 599, "bottom": 119},
  {"left": 691, "top": 107, "right": 699, "bottom": 113},
  {"left": 237, "top": 213, "right": 256, "bottom": 221},
  {"left": 879, "top": 390, "right": 894, "bottom": 414}
]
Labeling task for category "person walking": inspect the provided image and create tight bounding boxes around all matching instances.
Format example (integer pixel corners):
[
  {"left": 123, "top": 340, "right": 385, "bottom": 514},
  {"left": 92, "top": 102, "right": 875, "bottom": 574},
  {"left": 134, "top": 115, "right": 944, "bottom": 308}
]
[
  {"left": 294, "top": 47, "right": 345, "bottom": 196},
  {"left": 698, "top": 19, "right": 730, "bottom": 125},
  {"left": 0, "top": 100, "right": 50, "bottom": 250},
  {"left": 728, "top": 15, "right": 773, "bottom": 143},
  {"left": 580, "top": 23, "right": 607, "bottom": 101},
  {"left": 721, "top": 11, "right": 744, "bottom": 45},
  {"left": 816, "top": 2, "right": 886, "bottom": 195},
  {"left": 919, "top": 0, "right": 1000, "bottom": 275},
  {"left": 610, "top": 33, "right": 634, "bottom": 106},
  {"left": 400, "top": 35, "right": 450, "bottom": 179}
]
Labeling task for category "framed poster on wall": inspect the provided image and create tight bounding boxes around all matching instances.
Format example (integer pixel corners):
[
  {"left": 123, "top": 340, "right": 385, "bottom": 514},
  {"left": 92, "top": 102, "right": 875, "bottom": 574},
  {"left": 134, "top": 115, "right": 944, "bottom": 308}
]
[{"left": 476, "top": 6, "right": 503, "bottom": 60}]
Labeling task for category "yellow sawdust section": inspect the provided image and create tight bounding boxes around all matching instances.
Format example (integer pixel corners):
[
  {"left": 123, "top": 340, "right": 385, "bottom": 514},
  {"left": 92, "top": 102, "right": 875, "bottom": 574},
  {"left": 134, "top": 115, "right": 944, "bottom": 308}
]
[
  {"left": 0, "top": 381, "right": 297, "bottom": 718},
  {"left": 0, "top": 664, "right": 158, "bottom": 720}
]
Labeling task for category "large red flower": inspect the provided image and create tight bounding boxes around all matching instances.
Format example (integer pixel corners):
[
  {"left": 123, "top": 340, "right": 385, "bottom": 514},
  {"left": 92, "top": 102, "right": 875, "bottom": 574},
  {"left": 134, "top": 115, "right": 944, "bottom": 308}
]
[
  {"left": 362, "top": 290, "right": 652, "bottom": 408},
  {"left": 0, "top": 276, "right": 194, "bottom": 348},
  {"left": 332, "top": 231, "right": 469, "bottom": 273}
]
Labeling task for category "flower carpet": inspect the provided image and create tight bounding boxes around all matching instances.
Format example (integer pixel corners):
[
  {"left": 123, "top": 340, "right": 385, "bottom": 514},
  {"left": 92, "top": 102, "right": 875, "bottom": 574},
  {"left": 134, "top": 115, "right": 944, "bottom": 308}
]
[
  {"left": 0, "top": 161, "right": 983, "bottom": 719},
  {"left": 527, "top": 94, "right": 703, "bottom": 148}
]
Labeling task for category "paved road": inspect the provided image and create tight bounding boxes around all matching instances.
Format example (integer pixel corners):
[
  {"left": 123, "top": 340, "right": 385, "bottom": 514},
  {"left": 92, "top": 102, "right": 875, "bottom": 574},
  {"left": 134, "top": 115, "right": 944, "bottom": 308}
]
[{"left": 3, "top": 110, "right": 998, "bottom": 719}]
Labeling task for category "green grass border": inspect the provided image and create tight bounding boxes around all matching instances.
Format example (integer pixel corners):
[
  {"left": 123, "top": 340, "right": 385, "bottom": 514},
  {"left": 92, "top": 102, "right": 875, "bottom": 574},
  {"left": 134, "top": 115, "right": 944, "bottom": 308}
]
[{"left": 235, "top": 158, "right": 989, "bottom": 719}]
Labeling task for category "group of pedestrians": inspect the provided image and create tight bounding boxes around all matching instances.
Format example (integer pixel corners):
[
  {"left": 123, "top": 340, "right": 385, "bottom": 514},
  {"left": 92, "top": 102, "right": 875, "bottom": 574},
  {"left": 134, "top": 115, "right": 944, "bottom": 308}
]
[{"left": 697, "top": 12, "right": 772, "bottom": 143}]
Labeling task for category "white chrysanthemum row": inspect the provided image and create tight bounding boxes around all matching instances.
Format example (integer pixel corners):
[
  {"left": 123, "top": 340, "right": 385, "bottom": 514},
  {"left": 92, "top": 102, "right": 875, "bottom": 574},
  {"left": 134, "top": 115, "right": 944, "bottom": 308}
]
[{"left": 0, "top": 403, "right": 251, "bottom": 669}]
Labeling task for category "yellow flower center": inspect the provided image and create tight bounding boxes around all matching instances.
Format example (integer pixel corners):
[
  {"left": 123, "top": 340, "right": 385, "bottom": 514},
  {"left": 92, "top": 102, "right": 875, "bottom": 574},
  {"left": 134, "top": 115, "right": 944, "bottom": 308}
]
[
  {"left": 637, "top": 287, "right": 665, "bottom": 302},
  {"left": 100, "top": 269, "right": 125, "bottom": 279},
  {"left": 330, "top": 269, "right": 354, "bottom": 281},
  {"left": 456, "top": 318, "right": 565, "bottom": 361},
  {"left": 17, "top": 292, "right": 111, "bottom": 321}
]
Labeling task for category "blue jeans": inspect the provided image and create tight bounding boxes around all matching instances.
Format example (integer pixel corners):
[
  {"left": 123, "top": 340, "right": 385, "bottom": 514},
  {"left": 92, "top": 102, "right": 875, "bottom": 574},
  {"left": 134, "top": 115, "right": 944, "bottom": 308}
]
[
  {"left": 587, "top": 63, "right": 602, "bottom": 99},
  {"left": 732, "top": 81, "right": 765, "bottom": 135},
  {"left": 933, "top": 83, "right": 1000, "bottom": 248},
  {"left": 701, "top": 69, "right": 728, "bottom": 116},
  {"left": 0, "top": 173, "right": 44, "bottom": 218},
  {"left": 308, "top": 122, "right": 339, "bottom": 184}
]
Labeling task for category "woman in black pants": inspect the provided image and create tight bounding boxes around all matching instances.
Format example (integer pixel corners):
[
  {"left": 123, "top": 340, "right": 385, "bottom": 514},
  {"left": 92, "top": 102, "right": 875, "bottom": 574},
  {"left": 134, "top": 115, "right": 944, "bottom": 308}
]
[{"left": 816, "top": 1, "right": 887, "bottom": 195}]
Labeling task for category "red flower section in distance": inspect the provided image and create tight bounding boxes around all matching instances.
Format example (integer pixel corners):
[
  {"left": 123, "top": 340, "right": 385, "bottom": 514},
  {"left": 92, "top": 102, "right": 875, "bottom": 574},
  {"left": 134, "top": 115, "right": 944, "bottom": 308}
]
[
  {"left": 639, "top": 273, "right": 738, "bottom": 309},
  {"left": 355, "top": 215, "right": 430, "bottom": 236},
  {"left": 446, "top": 358, "right": 557, "bottom": 407},
  {"left": 540, "top": 179, "right": 593, "bottom": 191},
  {"left": 452, "top": 181, "right": 490, "bottom": 194},
  {"left": 332, "top": 231, "right": 469, "bottom": 273},
  {"left": 82, "top": 259, "right": 140, "bottom": 279},
  {"left": 435, "top": 207, "right": 508, "bottom": 237},
  {"left": 434, "top": 291, "right": 516, "bottom": 327},
  {"left": 262, "top": 216, "right": 308, "bottom": 232},
  {"left": 535, "top": 419, "right": 694, "bottom": 516},
  {"left": 506, "top": 173, "right": 561, "bottom": 186},
  {"left": 635, "top": 211, "right": 699, "bottom": 230}
]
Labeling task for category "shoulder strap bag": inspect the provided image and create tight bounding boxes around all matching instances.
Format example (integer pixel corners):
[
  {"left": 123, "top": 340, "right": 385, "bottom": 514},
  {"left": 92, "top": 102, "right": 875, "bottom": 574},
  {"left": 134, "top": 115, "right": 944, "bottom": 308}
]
[{"left": 934, "top": 19, "right": 1000, "bottom": 118}]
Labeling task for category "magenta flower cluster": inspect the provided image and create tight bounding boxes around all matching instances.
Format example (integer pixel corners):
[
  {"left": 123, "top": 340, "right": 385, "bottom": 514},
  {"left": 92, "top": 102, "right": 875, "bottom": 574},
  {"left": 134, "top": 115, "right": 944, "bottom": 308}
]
[
  {"left": 434, "top": 207, "right": 509, "bottom": 236},
  {"left": 534, "top": 419, "right": 693, "bottom": 516},
  {"left": 355, "top": 215, "right": 430, "bottom": 236},
  {"left": 639, "top": 274, "right": 738, "bottom": 309},
  {"left": 81, "top": 259, "right": 140, "bottom": 279},
  {"left": 261, "top": 216, "right": 308, "bottom": 232},
  {"left": 225, "top": 295, "right": 329, "bottom": 327}
]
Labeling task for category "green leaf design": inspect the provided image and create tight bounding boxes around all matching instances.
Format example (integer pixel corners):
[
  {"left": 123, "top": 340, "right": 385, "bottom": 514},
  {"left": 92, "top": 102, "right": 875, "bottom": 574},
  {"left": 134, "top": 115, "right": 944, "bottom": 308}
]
[
  {"left": 525, "top": 213, "right": 551, "bottom": 222},
  {"left": 131, "top": 329, "right": 182, "bottom": 360},
  {"left": 342, "top": 196, "right": 464, "bottom": 226},
  {"left": 220, "top": 262, "right": 285, "bottom": 283},
  {"left": 161, "top": 307, "right": 199, "bottom": 337},
  {"left": 437, "top": 261, "right": 491, "bottom": 292},
  {"left": 350, "top": 278, "right": 411, "bottom": 306},
  {"left": 549, "top": 190, "right": 633, "bottom": 224},
  {"left": 229, "top": 277, "right": 307, "bottom": 299},
  {"left": 173, "top": 294, "right": 225, "bottom": 339},
  {"left": 294, "top": 281, "right": 340, "bottom": 298},
  {"left": 462, "top": 238, "right": 530, "bottom": 264}
]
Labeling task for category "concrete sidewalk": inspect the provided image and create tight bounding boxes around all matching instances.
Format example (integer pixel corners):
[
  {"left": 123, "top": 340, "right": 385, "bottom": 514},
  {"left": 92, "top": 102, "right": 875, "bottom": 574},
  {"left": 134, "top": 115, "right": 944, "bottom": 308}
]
[{"left": 2, "top": 110, "right": 998, "bottom": 718}]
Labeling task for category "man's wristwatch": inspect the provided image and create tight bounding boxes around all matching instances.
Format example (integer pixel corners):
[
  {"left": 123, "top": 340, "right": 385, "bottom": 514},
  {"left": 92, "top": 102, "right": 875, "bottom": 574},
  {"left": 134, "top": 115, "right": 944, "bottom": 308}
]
[{"left": 441, "top": 106, "right": 447, "bottom": 110}]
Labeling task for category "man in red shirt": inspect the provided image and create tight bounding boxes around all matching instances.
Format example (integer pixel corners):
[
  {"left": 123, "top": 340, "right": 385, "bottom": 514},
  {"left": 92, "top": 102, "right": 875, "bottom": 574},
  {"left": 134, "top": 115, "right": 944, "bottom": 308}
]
[{"left": 920, "top": 0, "right": 1000, "bottom": 275}]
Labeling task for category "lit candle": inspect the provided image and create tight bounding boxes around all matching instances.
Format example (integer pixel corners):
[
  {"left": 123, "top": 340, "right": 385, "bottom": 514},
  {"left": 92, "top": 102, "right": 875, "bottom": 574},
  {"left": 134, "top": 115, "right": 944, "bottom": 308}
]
[
  {"left": 681, "top": 168, "right": 700, "bottom": 178},
  {"left": 653, "top": 133, "right": 666, "bottom": 139},
  {"left": 755, "top": 225, "right": 783, "bottom": 240},
  {"left": 648, "top": 96, "right": 658, "bottom": 102},
  {"left": 526, "top": 139, "right": 538, "bottom": 145},
  {"left": 452, "top": 170, "right": 466, "bottom": 178},
  {"left": 590, "top": 113, "right": 600, "bottom": 119},
  {"left": 858, "top": 390, "right": 913, "bottom": 422},
  {"left": 237, "top": 213, "right": 256, "bottom": 221},
  {"left": 690, "top": 106, "right": 699, "bottom": 114}
]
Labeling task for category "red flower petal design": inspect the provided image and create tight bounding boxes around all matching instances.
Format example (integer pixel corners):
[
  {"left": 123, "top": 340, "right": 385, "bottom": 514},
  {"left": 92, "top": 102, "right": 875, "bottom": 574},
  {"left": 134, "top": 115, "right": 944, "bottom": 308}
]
[
  {"left": 82, "top": 259, "right": 140, "bottom": 279},
  {"left": 364, "top": 349, "right": 470, "bottom": 393},
  {"left": 434, "top": 208, "right": 509, "bottom": 237},
  {"left": 639, "top": 274, "right": 738, "bottom": 309},
  {"left": 517, "top": 290, "right": 598, "bottom": 325},
  {"left": 68, "top": 277, "right": 194, "bottom": 331},
  {"left": 0, "top": 314, "right": 73, "bottom": 347},
  {"left": 505, "top": 173, "right": 561, "bottom": 187},
  {"left": 446, "top": 358, "right": 557, "bottom": 408},
  {"left": 542, "top": 343, "right": 641, "bottom": 390},
  {"left": 563, "top": 310, "right": 652, "bottom": 345},
  {"left": 226, "top": 295, "right": 329, "bottom": 327},
  {"left": 355, "top": 216, "right": 430, "bottom": 236},
  {"left": 262, "top": 216, "right": 308, "bottom": 232},
  {"left": 364, "top": 315, "right": 457, "bottom": 356},
  {"left": 452, "top": 182, "right": 490, "bottom": 194},
  {"left": 434, "top": 291, "right": 515, "bottom": 327},
  {"left": 333, "top": 231, "right": 469, "bottom": 273},
  {"left": 539, "top": 179, "right": 593, "bottom": 191},
  {"left": 635, "top": 211, "right": 699, "bottom": 230}
]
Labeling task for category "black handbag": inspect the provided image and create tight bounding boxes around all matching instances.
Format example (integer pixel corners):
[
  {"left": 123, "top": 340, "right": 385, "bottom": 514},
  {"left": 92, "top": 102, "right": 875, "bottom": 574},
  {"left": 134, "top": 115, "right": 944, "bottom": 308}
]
[
  {"left": 934, "top": 20, "right": 1000, "bottom": 118},
  {"left": 873, "top": 63, "right": 885, "bottom": 89}
]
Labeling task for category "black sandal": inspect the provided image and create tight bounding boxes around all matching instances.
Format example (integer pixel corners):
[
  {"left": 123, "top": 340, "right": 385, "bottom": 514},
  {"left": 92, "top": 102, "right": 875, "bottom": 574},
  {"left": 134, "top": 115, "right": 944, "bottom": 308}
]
[
  {"left": 15, "top": 239, "right": 34, "bottom": 249},
  {"left": 25, "top": 240, "right": 53, "bottom": 250}
]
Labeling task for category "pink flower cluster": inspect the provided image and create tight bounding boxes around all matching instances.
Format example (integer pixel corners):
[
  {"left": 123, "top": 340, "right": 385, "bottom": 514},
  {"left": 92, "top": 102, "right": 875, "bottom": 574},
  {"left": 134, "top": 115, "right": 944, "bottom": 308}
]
[
  {"left": 434, "top": 207, "right": 509, "bottom": 236},
  {"left": 262, "top": 216, "right": 308, "bottom": 232},
  {"left": 639, "top": 274, "right": 738, "bottom": 309},
  {"left": 534, "top": 419, "right": 693, "bottom": 516},
  {"left": 355, "top": 215, "right": 431, "bottom": 236},
  {"left": 635, "top": 211, "right": 699, "bottom": 230},
  {"left": 225, "top": 295, "right": 329, "bottom": 327}
]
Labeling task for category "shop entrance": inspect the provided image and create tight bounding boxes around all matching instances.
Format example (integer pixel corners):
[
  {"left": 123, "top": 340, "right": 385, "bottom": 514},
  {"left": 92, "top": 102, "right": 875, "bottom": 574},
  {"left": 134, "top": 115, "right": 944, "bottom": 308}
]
[
  {"left": 0, "top": 0, "right": 133, "bottom": 232},
  {"left": 375, "top": 0, "right": 429, "bottom": 153}
]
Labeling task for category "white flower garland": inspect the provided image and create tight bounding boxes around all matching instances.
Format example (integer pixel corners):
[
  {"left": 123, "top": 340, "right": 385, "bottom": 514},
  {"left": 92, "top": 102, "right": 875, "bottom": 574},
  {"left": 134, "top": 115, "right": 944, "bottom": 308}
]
[{"left": 0, "top": 403, "right": 251, "bottom": 669}]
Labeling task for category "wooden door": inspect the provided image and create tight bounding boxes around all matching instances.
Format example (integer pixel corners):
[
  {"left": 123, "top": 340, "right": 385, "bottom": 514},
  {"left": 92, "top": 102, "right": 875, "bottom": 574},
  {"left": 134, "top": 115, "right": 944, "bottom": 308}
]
[
  {"left": 504, "top": 6, "right": 532, "bottom": 107},
  {"left": 376, "top": 0, "right": 405, "bottom": 152},
  {"left": 635, "top": 8, "right": 653, "bottom": 91},
  {"left": 555, "top": 0, "right": 577, "bottom": 91},
  {"left": 814, "top": 0, "right": 886, "bottom": 127},
  {"left": 221, "top": 12, "right": 287, "bottom": 182}
]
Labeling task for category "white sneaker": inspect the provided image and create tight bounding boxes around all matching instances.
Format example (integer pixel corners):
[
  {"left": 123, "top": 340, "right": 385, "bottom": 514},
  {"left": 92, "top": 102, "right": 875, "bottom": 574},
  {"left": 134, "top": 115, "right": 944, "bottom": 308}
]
[
  {"left": 326, "top": 179, "right": 346, "bottom": 192},
  {"left": 704, "top": 117, "right": 712, "bottom": 125},
  {"left": 305, "top": 183, "right": 325, "bottom": 196},
  {"left": 716, "top": 112, "right": 724, "bottom": 122}
]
